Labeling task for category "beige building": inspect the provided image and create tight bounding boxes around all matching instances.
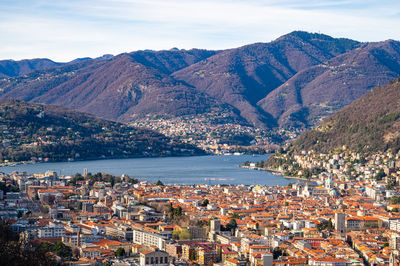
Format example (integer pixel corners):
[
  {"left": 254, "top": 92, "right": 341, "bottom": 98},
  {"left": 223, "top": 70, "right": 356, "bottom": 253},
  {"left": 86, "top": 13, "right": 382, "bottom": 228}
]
[{"left": 140, "top": 249, "right": 169, "bottom": 266}]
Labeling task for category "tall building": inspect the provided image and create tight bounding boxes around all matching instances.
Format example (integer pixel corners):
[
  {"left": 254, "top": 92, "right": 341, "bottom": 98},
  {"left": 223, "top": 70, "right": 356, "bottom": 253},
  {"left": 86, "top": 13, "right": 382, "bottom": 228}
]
[
  {"left": 335, "top": 212, "right": 346, "bottom": 233},
  {"left": 210, "top": 219, "right": 221, "bottom": 233}
]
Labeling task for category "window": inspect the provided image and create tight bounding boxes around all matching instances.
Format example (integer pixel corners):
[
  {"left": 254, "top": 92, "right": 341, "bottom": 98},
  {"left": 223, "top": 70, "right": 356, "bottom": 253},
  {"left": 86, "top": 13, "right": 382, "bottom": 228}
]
[
  {"left": 156, "top": 257, "right": 158, "bottom": 264},
  {"left": 146, "top": 257, "right": 149, "bottom": 264},
  {"left": 151, "top": 257, "right": 154, "bottom": 264},
  {"left": 160, "top": 257, "right": 163, "bottom": 263},
  {"left": 165, "top": 257, "right": 168, "bottom": 263}
]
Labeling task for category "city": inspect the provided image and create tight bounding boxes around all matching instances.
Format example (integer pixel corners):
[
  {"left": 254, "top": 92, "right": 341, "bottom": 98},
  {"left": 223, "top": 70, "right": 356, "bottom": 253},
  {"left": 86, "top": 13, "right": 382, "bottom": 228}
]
[
  {"left": 1, "top": 0, "right": 400, "bottom": 265},
  {"left": 2, "top": 157, "right": 400, "bottom": 265}
]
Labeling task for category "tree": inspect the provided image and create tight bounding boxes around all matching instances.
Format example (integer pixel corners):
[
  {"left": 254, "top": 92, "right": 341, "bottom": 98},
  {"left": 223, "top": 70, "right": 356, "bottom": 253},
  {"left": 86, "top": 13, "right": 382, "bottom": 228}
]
[
  {"left": 272, "top": 247, "right": 283, "bottom": 259},
  {"left": 53, "top": 241, "right": 72, "bottom": 258},
  {"left": 391, "top": 196, "right": 400, "bottom": 204},
  {"left": 172, "top": 229, "right": 191, "bottom": 240},
  {"left": 38, "top": 241, "right": 72, "bottom": 259},
  {"left": 225, "top": 219, "right": 237, "bottom": 232},
  {"left": 375, "top": 169, "right": 386, "bottom": 180},
  {"left": 155, "top": 180, "right": 164, "bottom": 186},
  {"left": 174, "top": 206, "right": 183, "bottom": 217},
  {"left": 0, "top": 222, "right": 58, "bottom": 265},
  {"left": 200, "top": 199, "right": 209, "bottom": 207},
  {"left": 230, "top": 213, "right": 240, "bottom": 219},
  {"left": 327, "top": 219, "right": 333, "bottom": 230},
  {"left": 115, "top": 247, "right": 126, "bottom": 257}
]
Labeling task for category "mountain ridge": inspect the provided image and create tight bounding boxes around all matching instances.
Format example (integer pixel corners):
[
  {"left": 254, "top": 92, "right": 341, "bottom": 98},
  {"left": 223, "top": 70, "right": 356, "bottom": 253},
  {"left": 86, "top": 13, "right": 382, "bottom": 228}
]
[
  {"left": 0, "top": 31, "right": 399, "bottom": 130},
  {"left": 291, "top": 77, "right": 400, "bottom": 153}
]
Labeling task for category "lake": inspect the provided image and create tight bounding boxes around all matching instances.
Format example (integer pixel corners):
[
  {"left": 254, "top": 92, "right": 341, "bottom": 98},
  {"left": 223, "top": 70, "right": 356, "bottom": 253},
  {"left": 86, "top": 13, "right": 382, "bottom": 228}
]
[{"left": 0, "top": 155, "right": 292, "bottom": 186}]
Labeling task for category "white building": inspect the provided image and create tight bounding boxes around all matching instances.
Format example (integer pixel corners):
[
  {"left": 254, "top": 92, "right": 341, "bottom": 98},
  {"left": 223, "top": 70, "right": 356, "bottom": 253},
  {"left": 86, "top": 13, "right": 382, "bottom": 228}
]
[
  {"left": 38, "top": 222, "right": 66, "bottom": 238},
  {"left": 132, "top": 228, "right": 168, "bottom": 250}
]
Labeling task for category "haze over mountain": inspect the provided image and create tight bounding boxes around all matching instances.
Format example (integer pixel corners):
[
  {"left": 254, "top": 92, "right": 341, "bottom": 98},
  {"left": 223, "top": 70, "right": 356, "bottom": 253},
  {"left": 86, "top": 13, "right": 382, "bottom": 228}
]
[
  {"left": 292, "top": 78, "right": 400, "bottom": 153},
  {"left": 0, "top": 58, "right": 62, "bottom": 78},
  {"left": 1, "top": 31, "right": 400, "bottom": 130}
]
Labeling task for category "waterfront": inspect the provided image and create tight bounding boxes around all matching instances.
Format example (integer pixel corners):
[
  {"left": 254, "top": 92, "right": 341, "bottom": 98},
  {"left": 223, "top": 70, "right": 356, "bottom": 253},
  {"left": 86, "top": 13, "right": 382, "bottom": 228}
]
[{"left": 0, "top": 155, "right": 292, "bottom": 186}]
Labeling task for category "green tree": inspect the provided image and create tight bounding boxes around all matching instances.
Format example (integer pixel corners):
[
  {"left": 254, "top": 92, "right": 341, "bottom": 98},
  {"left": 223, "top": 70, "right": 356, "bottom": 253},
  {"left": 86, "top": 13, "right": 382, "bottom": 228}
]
[
  {"left": 177, "top": 206, "right": 183, "bottom": 216},
  {"left": 272, "top": 247, "right": 283, "bottom": 259},
  {"left": 231, "top": 213, "right": 240, "bottom": 219},
  {"left": 391, "top": 196, "right": 400, "bottom": 204},
  {"left": 172, "top": 229, "right": 191, "bottom": 240},
  {"left": 0, "top": 222, "right": 57, "bottom": 265},
  {"left": 376, "top": 169, "right": 386, "bottom": 180},
  {"left": 327, "top": 219, "right": 333, "bottom": 230},
  {"left": 155, "top": 180, "right": 164, "bottom": 186},
  {"left": 53, "top": 241, "right": 72, "bottom": 258},
  {"left": 38, "top": 241, "right": 72, "bottom": 259},
  {"left": 200, "top": 199, "right": 209, "bottom": 207},
  {"left": 115, "top": 247, "right": 126, "bottom": 257},
  {"left": 225, "top": 218, "right": 237, "bottom": 232}
]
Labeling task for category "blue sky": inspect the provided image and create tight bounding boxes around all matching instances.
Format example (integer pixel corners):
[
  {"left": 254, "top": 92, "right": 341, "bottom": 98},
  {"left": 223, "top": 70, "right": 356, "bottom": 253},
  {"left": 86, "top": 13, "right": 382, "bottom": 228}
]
[{"left": 1, "top": 0, "right": 400, "bottom": 61}]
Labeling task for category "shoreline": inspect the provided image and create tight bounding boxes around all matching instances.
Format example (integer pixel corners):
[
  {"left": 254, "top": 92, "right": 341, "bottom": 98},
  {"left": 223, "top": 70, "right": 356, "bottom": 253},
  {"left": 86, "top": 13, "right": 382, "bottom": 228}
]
[
  {"left": 1, "top": 152, "right": 271, "bottom": 168},
  {"left": 238, "top": 165, "right": 317, "bottom": 182},
  {"left": 0, "top": 152, "right": 209, "bottom": 168}
]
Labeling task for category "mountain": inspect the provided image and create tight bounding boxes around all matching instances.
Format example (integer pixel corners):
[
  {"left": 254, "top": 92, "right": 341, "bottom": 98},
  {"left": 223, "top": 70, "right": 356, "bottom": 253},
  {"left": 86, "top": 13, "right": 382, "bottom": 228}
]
[
  {"left": 0, "top": 58, "right": 63, "bottom": 78},
  {"left": 173, "top": 31, "right": 360, "bottom": 127},
  {"left": 0, "top": 99, "right": 204, "bottom": 163},
  {"left": 0, "top": 49, "right": 223, "bottom": 122},
  {"left": 292, "top": 78, "right": 400, "bottom": 153},
  {"left": 1, "top": 31, "right": 400, "bottom": 130},
  {"left": 258, "top": 40, "right": 400, "bottom": 128}
]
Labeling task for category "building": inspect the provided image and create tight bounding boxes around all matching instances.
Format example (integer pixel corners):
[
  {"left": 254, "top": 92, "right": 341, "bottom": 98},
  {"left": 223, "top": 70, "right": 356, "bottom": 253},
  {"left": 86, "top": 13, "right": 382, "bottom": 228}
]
[
  {"left": 309, "top": 258, "right": 351, "bottom": 265},
  {"left": 335, "top": 212, "right": 346, "bottom": 233},
  {"left": 390, "top": 234, "right": 400, "bottom": 250},
  {"left": 187, "top": 226, "right": 207, "bottom": 239},
  {"left": 105, "top": 225, "right": 133, "bottom": 241},
  {"left": 38, "top": 221, "right": 66, "bottom": 238},
  {"left": 198, "top": 246, "right": 216, "bottom": 266},
  {"left": 132, "top": 228, "right": 168, "bottom": 250},
  {"left": 165, "top": 242, "right": 182, "bottom": 258},
  {"left": 262, "top": 252, "right": 273, "bottom": 266},
  {"left": 140, "top": 249, "right": 169, "bottom": 266},
  {"left": 210, "top": 219, "right": 220, "bottom": 233},
  {"left": 80, "top": 247, "right": 101, "bottom": 258}
]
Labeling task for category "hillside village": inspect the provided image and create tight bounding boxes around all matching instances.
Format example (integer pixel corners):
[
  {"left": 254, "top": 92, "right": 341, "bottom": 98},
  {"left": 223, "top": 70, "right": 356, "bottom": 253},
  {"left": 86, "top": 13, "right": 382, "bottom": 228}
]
[
  {"left": 3, "top": 160, "right": 400, "bottom": 265},
  {"left": 130, "top": 111, "right": 294, "bottom": 155}
]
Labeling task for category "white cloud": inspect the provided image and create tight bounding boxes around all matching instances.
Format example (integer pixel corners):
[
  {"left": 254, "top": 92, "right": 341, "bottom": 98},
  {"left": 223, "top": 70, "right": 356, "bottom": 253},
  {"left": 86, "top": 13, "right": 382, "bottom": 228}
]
[{"left": 0, "top": 0, "right": 399, "bottom": 61}]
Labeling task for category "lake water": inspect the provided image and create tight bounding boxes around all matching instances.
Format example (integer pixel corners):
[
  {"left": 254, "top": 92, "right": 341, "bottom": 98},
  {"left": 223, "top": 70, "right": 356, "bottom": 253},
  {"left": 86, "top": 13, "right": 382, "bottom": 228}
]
[{"left": 0, "top": 155, "right": 292, "bottom": 186}]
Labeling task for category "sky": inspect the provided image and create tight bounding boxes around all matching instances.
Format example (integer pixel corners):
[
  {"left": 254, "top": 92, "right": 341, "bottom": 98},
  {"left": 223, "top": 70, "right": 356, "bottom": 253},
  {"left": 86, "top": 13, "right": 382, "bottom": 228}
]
[{"left": 1, "top": 0, "right": 400, "bottom": 62}]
